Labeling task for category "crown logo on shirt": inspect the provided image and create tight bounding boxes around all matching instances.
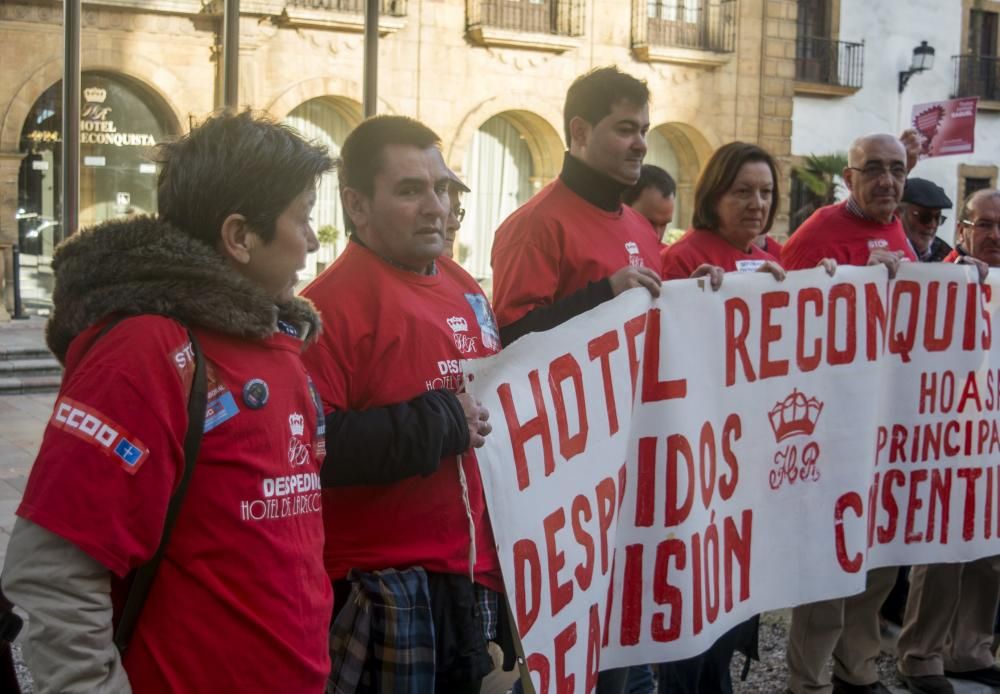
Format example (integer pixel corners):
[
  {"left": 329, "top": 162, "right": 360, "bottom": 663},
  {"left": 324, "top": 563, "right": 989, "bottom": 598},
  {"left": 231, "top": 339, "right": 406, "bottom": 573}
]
[
  {"left": 447, "top": 316, "right": 468, "bottom": 333},
  {"left": 625, "top": 241, "right": 639, "bottom": 255},
  {"left": 289, "top": 413, "right": 305, "bottom": 437}
]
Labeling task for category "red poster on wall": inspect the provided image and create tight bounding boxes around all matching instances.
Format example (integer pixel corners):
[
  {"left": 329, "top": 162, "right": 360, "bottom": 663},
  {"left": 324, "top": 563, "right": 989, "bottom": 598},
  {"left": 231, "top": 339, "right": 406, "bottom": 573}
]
[{"left": 911, "top": 97, "right": 979, "bottom": 158}]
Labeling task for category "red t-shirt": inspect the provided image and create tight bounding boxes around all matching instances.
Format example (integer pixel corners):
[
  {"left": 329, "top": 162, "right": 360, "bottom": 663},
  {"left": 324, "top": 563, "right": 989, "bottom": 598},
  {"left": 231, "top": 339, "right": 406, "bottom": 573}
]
[
  {"left": 944, "top": 249, "right": 961, "bottom": 263},
  {"left": 18, "top": 316, "right": 331, "bottom": 693},
  {"left": 491, "top": 178, "right": 662, "bottom": 327},
  {"left": 660, "top": 228, "right": 780, "bottom": 280},
  {"left": 780, "top": 200, "right": 917, "bottom": 270},
  {"left": 301, "top": 243, "right": 503, "bottom": 591}
]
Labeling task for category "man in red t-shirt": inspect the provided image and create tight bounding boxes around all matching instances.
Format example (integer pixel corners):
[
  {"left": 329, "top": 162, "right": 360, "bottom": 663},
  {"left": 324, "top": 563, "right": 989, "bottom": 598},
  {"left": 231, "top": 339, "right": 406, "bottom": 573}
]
[
  {"left": 782, "top": 134, "right": 917, "bottom": 275},
  {"left": 491, "top": 67, "right": 667, "bottom": 352},
  {"left": 301, "top": 115, "right": 503, "bottom": 693},
  {"left": 492, "top": 66, "right": 721, "bottom": 694},
  {"left": 623, "top": 163, "right": 676, "bottom": 246},
  {"left": 783, "top": 133, "right": 917, "bottom": 694},
  {"left": 1, "top": 112, "right": 334, "bottom": 693}
]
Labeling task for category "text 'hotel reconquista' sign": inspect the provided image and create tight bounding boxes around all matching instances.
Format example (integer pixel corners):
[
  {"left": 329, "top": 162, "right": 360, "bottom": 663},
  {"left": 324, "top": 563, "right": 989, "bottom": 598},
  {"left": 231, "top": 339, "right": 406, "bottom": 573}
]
[{"left": 25, "top": 86, "right": 157, "bottom": 148}]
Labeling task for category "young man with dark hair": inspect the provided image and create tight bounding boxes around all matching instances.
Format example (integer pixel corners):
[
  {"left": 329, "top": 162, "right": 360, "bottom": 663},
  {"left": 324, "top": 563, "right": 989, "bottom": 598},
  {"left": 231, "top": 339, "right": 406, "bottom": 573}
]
[
  {"left": 2, "top": 110, "right": 334, "bottom": 692},
  {"left": 490, "top": 66, "right": 665, "bottom": 350},
  {"left": 623, "top": 163, "right": 676, "bottom": 243},
  {"left": 492, "top": 65, "right": 702, "bottom": 694},
  {"left": 301, "top": 115, "right": 506, "bottom": 693}
]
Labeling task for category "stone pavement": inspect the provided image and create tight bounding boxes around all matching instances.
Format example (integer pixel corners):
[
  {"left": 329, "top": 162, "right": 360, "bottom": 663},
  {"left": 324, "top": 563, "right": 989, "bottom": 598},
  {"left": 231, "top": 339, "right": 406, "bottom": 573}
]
[{"left": 0, "top": 316, "right": 54, "bottom": 564}]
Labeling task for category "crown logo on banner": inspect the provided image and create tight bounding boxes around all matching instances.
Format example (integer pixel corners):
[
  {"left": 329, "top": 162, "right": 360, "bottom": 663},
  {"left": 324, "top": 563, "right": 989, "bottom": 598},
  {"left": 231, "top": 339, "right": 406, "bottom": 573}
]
[
  {"left": 447, "top": 316, "right": 468, "bottom": 333},
  {"left": 83, "top": 87, "right": 108, "bottom": 104},
  {"left": 768, "top": 389, "right": 824, "bottom": 442},
  {"left": 289, "top": 413, "right": 305, "bottom": 437}
]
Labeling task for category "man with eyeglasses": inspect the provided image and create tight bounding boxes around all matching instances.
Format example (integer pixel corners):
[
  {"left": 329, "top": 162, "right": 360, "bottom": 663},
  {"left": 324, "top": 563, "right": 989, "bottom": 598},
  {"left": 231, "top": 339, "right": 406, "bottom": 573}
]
[
  {"left": 782, "top": 132, "right": 916, "bottom": 694},
  {"left": 443, "top": 170, "right": 469, "bottom": 260},
  {"left": 782, "top": 133, "right": 917, "bottom": 279},
  {"left": 951, "top": 188, "right": 1000, "bottom": 267},
  {"left": 899, "top": 178, "right": 953, "bottom": 263},
  {"left": 895, "top": 189, "right": 1000, "bottom": 694}
]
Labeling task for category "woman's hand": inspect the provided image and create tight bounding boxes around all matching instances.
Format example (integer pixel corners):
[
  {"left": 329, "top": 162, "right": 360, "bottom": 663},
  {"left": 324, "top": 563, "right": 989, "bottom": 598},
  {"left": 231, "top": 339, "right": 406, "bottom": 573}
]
[
  {"left": 690, "top": 264, "right": 725, "bottom": 291},
  {"left": 757, "top": 261, "right": 786, "bottom": 281},
  {"left": 817, "top": 258, "right": 837, "bottom": 276}
]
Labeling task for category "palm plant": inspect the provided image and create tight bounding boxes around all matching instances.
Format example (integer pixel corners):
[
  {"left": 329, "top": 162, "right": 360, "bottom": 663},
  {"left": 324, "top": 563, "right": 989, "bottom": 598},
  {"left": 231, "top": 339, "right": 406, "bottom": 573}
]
[{"left": 790, "top": 153, "right": 848, "bottom": 230}]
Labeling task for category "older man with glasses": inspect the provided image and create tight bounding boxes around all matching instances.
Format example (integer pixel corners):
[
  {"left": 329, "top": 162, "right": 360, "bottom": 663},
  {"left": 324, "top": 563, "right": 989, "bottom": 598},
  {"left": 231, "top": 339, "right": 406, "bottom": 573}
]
[
  {"left": 781, "top": 132, "right": 917, "bottom": 694},
  {"left": 899, "top": 178, "right": 954, "bottom": 262}
]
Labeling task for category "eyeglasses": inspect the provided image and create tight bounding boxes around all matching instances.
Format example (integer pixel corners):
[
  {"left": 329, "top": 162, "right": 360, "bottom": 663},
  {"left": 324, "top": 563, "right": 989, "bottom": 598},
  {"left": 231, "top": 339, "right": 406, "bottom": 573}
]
[
  {"left": 909, "top": 208, "right": 947, "bottom": 227},
  {"left": 847, "top": 164, "right": 908, "bottom": 182},
  {"left": 961, "top": 219, "right": 1000, "bottom": 233},
  {"left": 452, "top": 206, "right": 466, "bottom": 223}
]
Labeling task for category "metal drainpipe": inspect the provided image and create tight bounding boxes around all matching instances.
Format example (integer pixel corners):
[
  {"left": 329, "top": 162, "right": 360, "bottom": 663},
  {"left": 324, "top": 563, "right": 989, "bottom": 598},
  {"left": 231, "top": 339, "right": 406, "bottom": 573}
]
[
  {"left": 62, "top": 0, "right": 80, "bottom": 240},
  {"left": 363, "top": 0, "right": 378, "bottom": 118},
  {"left": 223, "top": 0, "right": 240, "bottom": 110}
]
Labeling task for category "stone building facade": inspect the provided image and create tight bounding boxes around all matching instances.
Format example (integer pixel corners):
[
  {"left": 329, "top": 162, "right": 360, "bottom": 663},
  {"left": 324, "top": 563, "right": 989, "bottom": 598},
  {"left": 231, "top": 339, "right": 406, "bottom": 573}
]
[{"left": 0, "top": 0, "right": 800, "bottom": 319}]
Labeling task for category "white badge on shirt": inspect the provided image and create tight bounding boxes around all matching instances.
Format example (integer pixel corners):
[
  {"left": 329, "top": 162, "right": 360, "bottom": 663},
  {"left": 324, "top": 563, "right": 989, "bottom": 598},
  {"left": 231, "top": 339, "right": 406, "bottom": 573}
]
[{"left": 735, "top": 259, "right": 766, "bottom": 273}]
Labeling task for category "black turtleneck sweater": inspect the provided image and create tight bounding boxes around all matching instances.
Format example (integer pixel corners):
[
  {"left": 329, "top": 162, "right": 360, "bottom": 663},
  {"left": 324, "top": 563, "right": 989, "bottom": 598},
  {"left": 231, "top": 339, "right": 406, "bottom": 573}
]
[
  {"left": 498, "top": 153, "right": 630, "bottom": 346},
  {"left": 560, "top": 150, "right": 632, "bottom": 212}
]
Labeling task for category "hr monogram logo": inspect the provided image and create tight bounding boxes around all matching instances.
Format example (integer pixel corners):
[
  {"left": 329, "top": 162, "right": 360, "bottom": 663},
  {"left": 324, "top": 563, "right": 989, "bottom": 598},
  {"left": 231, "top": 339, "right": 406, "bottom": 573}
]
[
  {"left": 287, "top": 412, "right": 310, "bottom": 467},
  {"left": 768, "top": 389, "right": 824, "bottom": 490}
]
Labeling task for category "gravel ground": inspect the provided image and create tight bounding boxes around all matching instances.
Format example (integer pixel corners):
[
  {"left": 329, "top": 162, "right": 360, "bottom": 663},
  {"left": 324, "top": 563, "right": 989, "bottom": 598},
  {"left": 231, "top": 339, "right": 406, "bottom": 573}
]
[
  {"left": 13, "top": 642, "right": 35, "bottom": 693},
  {"left": 731, "top": 610, "right": 904, "bottom": 694}
]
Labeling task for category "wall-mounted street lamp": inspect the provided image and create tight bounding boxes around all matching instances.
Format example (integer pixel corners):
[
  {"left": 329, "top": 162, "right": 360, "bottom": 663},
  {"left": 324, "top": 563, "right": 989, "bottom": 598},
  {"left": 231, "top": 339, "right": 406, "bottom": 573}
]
[{"left": 898, "top": 40, "right": 935, "bottom": 93}]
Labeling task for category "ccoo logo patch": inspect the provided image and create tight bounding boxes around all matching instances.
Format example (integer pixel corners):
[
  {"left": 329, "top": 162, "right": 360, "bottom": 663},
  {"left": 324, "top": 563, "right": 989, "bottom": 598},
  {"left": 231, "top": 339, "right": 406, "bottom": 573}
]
[{"left": 50, "top": 396, "right": 150, "bottom": 474}]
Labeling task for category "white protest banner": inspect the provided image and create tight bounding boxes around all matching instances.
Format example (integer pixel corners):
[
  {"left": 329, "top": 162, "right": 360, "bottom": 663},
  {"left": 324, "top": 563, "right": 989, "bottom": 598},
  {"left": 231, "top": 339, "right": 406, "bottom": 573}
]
[{"left": 463, "top": 263, "right": 1000, "bottom": 694}]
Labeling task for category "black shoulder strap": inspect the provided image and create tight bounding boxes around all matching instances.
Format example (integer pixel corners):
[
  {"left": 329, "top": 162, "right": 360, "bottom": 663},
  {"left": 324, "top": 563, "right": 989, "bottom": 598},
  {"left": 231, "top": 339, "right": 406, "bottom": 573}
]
[{"left": 110, "top": 322, "right": 207, "bottom": 653}]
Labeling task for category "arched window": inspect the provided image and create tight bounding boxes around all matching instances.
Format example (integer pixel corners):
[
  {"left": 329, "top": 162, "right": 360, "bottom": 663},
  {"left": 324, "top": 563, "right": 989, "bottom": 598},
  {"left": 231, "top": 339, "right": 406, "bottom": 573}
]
[
  {"left": 283, "top": 97, "right": 358, "bottom": 280},
  {"left": 17, "top": 72, "right": 174, "bottom": 311},
  {"left": 461, "top": 115, "right": 534, "bottom": 281}
]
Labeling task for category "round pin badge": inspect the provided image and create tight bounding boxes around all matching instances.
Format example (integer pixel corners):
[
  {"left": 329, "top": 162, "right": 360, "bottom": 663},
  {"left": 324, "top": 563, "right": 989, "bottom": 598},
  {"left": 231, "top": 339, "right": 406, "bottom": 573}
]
[{"left": 242, "top": 378, "right": 269, "bottom": 409}]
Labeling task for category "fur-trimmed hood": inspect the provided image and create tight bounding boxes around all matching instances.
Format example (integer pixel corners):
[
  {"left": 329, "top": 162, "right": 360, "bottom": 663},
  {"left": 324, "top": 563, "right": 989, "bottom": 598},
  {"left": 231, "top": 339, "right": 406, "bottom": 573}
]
[{"left": 46, "top": 215, "right": 321, "bottom": 363}]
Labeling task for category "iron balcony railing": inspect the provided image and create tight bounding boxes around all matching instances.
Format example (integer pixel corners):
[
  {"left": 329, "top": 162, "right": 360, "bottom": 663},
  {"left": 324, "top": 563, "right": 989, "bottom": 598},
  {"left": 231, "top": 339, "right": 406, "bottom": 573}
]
[
  {"left": 954, "top": 54, "right": 1000, "bottom": 101},
  {"left": 472, "top": 0, "right": 584, "bottom": 36},
  {"left": 287, "top": 0, "right": 407, "bottom": 15},
  {"left": 644, "top": 1, "right": 736, "bottom": 52},
  {"left": 795, "top": 36, "right": 864, "bottom": 89}
]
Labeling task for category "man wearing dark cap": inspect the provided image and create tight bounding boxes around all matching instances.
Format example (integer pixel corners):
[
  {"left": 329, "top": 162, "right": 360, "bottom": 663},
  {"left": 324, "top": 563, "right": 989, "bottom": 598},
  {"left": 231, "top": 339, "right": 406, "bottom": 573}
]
[
  {"left": 899, "top": 178, "right": 953, "bottom": 262},
  {"left": 444, "top": 169, "right": 470, "bottom": 260}
]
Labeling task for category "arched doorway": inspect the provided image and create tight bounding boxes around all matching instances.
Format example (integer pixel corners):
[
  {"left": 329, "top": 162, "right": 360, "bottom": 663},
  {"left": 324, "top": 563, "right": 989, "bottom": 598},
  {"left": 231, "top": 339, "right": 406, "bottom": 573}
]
[
  {"left": 17, "top": 71, "right": 176, "bottom": 312},
  {"left": 282, "top": 96, "right": 360, "bottom": 282},
  {"left": 645, "top": 122, "right": 712, "bottom": 237}
]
